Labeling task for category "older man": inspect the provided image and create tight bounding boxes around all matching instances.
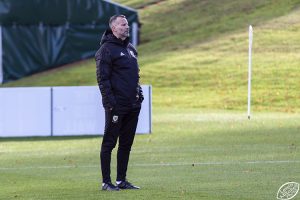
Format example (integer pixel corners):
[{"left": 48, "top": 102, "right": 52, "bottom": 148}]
[{"left": 95, "top": 15, "right": 143, "bottom": 191}]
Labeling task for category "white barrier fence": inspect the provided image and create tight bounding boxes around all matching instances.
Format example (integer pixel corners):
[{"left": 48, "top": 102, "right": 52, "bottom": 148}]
[{"left": 0, "top": 85, "right": 152, "bottom": 137}]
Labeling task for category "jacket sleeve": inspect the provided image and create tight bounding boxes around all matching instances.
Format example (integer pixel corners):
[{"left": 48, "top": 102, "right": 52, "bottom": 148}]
[
  {"left": 129, "top": 43, "right": 144, "bottom": 104},
  {"left": 133, "top": 44, "right": 144, "bottom": 103},
  {"left": 137, "top": 70, "right": 144, "bottom": 103},
  {"left": 138, "top": 84, "right": 144, "bottom": 103},
  {"left": 95, "top": 46, "right": 116, "bottom": 109}
]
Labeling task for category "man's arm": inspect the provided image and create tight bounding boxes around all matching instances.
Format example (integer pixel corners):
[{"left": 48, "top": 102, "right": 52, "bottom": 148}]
[
  {"left": 138, "top": 84, "right": 144, "bottom": 103},
  {"left": 129, "top": 44, "right": 144, "bottom": 104},
  {"left": 95, "top": 46, "right": 116, "bottom": 109},
  {"left": 137, "top": 68, "right": 144, "bottom": 103}
]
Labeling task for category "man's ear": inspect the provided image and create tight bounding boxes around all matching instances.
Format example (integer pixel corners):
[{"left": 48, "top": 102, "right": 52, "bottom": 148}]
[{"left": 111, "top": 25, "right": 116, "bottom": 33}]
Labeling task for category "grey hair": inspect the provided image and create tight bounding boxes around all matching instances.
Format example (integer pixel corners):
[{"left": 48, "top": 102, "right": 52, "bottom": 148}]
[{"left": 109, "top": 15, "right": 126, "bottom": 29}]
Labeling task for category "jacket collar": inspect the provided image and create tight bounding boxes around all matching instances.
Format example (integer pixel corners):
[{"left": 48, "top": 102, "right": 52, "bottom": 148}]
[{"left": 100, "top": 29, "right": 130, "bottom": 47}]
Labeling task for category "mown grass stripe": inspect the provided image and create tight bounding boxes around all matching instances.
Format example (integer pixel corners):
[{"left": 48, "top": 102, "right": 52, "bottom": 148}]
[{"left": 1, "top": 160, "right": 299, "bottom": 170}]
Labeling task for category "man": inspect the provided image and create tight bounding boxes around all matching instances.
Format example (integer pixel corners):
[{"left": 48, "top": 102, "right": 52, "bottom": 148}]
[{"left": 95, "top": 15, "right": 144, "bottom": 191}]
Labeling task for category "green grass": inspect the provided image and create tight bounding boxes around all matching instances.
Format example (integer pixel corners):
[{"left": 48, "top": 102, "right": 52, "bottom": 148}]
[
  {"left": 114, "top": 0, "right": 163, "bottom": 9},
  {"left": 1, "top": 2, "right": 300, "bottom": 199},
  {"left": 0, "top": 108, "right": 299, "bottom": 200}
]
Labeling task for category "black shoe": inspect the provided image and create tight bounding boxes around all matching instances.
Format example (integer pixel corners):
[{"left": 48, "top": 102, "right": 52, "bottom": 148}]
[
  {"left": 102, "top": 182, "right": 120, "bottom": 191},
  {"left": 116, "top": 180, "right": 140, "bottom": 189}
]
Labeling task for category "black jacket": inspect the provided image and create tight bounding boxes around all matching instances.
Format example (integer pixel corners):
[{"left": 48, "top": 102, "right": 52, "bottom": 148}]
[{"left": 95, "top": 29, "right": 144, "bottom": 110}]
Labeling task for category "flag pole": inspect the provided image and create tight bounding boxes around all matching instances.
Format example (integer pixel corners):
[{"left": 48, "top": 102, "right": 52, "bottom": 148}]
[{"left": 247, "top": 25, "right": 253, "bottom": 119}]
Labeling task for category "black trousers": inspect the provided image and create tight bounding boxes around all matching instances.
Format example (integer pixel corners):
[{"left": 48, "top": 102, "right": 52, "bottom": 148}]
[{"left": 100, "top": 107, "right": 141, "bottom": 183}]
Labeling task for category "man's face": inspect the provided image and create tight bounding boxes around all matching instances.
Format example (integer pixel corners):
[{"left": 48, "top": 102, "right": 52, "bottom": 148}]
[{"left": 112, "top": 17, "right": 129, "bottom": 40}]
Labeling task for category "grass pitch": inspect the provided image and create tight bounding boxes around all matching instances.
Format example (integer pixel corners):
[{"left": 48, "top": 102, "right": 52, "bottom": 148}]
[
  {"left": 1, "top": 1, "right": 300, "bottom": 199},
  {"left": 1, "top": 108, "right": 299, "bottom": 200}
]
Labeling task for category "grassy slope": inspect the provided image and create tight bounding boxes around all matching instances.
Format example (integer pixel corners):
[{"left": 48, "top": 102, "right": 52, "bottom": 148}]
[{"left": 2, "top": 0, "right": 300, "bottom": 112}]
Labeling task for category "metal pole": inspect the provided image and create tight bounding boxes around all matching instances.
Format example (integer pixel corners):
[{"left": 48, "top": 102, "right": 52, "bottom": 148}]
[
  {"left": 248, "top": 25, "right": 253, "bottom": 119},
  {"left": 131, "top": 22, "right": 138, "bottom": 47}
]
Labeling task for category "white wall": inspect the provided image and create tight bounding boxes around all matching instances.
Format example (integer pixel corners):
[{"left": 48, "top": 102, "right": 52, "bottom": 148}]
[
  {"left": 0, "top": 85, "right": 152, "bottom": 137},
  {"left": 0, "top": 87, "right": 52, "bottom": 137}
]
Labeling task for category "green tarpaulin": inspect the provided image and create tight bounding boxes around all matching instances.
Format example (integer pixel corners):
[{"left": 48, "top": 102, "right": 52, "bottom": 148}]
[{"left": 0, "top": 0, "right": 139, "bottom": 83}]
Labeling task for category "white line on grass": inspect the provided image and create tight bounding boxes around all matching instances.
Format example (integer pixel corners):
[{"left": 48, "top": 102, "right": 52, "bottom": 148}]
[
  {"left": 0, "top": 160, "right": 299, "bottom": 171},
  {"left": 133, "top": 160, "right": 300, "bottom": 166}
]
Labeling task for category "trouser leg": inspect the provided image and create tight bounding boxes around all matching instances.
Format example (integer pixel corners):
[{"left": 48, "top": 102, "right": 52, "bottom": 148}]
[
  {"left": 100, "top": 110, "right": 122, "bottom": 183},
  {"left": 117, "top": 108, "right": 141, "bottom": 181}
]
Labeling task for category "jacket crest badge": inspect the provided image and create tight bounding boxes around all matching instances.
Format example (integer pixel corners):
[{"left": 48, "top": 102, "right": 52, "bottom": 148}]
[{"left": 112, "top": 115, "right": 119, "bottom": 123}]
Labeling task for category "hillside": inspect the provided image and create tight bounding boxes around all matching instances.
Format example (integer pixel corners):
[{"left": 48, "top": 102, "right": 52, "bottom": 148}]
[{"left": 2, "top": 0, "right": 300, "bottom": 112}]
